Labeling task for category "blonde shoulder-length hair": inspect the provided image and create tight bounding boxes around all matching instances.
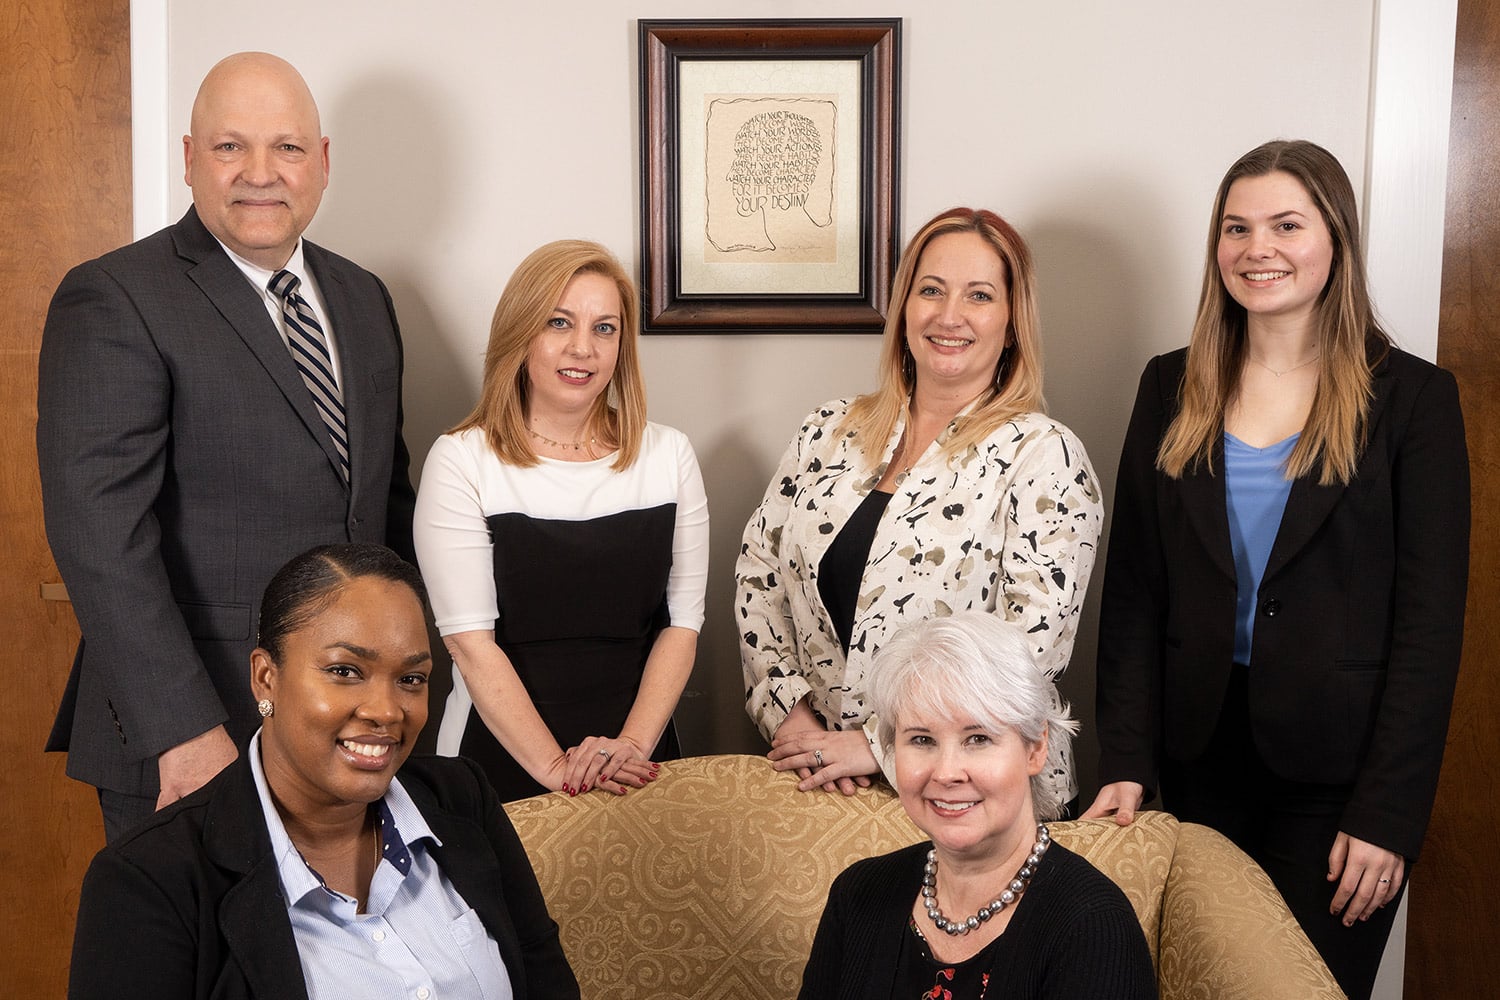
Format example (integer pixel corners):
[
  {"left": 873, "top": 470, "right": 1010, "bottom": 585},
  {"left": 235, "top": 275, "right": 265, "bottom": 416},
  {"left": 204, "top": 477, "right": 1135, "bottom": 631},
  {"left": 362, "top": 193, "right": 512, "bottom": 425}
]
[
  {"left": 451, "top": 239, "right": 646, "bottom": 471},
  {"left": 1158, "top": 139, "right": 1391, "bottom": 485},
  {"left": 841, "top": 207, "right": 1046, "bottom": 465}
]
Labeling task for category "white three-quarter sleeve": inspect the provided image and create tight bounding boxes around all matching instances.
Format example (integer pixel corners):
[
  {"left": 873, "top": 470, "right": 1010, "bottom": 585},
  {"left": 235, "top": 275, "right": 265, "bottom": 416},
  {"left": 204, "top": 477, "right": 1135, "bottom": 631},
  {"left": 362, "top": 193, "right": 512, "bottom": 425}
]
[
  {"left": 413, "top": 431, "right": 502, "bottom": 636},
  {"left": 663, "top": 428, "right": 710, "bottom": 632}
]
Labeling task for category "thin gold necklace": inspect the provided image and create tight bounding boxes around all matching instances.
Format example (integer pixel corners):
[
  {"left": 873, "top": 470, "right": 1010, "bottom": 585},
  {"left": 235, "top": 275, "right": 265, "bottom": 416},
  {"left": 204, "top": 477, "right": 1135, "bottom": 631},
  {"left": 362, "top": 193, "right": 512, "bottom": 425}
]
[
  {"left": 1248, "top": 352, "right": 1319, "bottom": 378},
  {"left": 528, "top": 424, "right": 596, "bottom": 451}
]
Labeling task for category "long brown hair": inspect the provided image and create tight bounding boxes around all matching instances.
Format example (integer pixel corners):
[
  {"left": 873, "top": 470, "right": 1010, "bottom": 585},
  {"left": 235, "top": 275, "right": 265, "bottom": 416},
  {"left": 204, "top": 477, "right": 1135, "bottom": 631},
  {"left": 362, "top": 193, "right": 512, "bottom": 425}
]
[
  {"left": 1158, "top": 140, "right": 1391, "bottom": 485},
  {"left": 451, "top": 240, "right": 646, "bottom": 470},
  {"left": 842, "top": 207, "right": 1045, "bottom": 464}
]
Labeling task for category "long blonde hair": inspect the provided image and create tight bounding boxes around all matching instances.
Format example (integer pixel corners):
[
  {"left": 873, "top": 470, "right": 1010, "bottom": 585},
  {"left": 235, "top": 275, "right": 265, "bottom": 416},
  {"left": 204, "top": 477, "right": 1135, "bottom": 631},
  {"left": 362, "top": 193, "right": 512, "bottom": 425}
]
[
  {"left": 451, "top": 240, "right": 646, "bottom": 471},
  {"left": 1158, "top": 140, "right": 1391, "bottom": 485},
  {"left": 842, "top": 207, "right": 1045, "bottom": 464}
]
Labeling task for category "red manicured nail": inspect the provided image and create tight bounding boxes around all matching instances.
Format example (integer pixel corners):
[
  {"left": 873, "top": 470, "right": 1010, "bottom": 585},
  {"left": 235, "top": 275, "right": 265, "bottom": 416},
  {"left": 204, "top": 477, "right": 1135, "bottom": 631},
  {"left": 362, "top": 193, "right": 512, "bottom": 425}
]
[{"left": 581, "top": 784, "right": 589, "bottom": 793}]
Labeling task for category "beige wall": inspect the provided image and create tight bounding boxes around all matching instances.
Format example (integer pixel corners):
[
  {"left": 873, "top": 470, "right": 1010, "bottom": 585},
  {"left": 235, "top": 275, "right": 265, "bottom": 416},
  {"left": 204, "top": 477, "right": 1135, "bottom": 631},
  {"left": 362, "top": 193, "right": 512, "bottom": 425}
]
[{"left": 161, "top": 0, "right": 1378, "bottom": 787}]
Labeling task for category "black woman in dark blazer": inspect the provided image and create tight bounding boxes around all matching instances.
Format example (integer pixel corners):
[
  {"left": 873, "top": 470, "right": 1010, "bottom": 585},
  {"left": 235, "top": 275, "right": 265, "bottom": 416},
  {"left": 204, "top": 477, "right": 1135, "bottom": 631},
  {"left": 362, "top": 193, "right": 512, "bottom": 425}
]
[
  {"left": 1082, "top": 140, "right": 1469, "bottom": 1000},
  {"left": 68, "top": 544, "right": 578, "bottom": 1000}
]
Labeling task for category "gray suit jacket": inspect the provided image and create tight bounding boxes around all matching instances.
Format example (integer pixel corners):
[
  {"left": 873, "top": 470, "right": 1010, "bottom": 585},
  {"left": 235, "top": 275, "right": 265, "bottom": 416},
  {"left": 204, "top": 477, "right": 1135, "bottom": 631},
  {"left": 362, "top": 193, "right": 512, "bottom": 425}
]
[{"left": 37, "top": 207, "right": 416, "bottom": 797}]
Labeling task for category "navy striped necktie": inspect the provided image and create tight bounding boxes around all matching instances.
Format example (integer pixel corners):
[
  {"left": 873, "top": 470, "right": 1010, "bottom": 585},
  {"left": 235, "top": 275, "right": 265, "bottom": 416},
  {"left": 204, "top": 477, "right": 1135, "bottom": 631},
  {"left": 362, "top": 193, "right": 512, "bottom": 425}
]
[{"left": 269, "top": 270, "right": 350, "bottom": 482}]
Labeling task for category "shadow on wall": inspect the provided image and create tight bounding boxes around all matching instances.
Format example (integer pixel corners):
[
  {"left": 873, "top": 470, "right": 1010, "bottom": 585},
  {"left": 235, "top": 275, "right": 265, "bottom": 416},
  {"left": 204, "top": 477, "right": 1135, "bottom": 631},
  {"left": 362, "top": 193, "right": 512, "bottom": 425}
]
[
  {"left": 313, "top": 69, "right": 477, "bottom": 482},
  {"left": 675, "top": 428, "right": 776, "bottom": 757},
  {"left": 315, "top": 68, "right": 454, "bottom": 261},
  {"left": 638, "top": 331, "right": 882, "bottom": 759},
  {"left": 311, "top": 70, "right": 475, "bottom": 747},
  {"left": 1027, "top": 181, "right": 1168, "bottom": 806}
]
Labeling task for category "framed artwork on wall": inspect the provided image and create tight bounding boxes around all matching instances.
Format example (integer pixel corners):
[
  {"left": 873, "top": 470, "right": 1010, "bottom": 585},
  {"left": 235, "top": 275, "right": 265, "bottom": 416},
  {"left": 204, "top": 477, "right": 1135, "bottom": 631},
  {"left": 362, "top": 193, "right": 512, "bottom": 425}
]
[{"left": 639, "top": 18, "right": 901, "bottom": 334}]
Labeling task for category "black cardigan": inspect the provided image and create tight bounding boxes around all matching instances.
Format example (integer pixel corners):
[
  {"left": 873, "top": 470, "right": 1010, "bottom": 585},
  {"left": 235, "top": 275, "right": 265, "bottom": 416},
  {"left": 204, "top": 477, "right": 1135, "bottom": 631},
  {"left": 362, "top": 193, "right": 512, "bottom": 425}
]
[
  {"left": 798, "top": 841, "right": 1156, "bottom": 999},
  {"left": 68, "top": 754, "right": 579, "bottom": 1000}
]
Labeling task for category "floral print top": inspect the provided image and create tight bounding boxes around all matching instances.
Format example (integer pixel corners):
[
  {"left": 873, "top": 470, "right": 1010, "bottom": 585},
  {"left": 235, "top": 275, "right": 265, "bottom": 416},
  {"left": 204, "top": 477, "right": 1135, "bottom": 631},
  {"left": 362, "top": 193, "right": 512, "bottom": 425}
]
[
  {"left": 736, "top": 398, "right": 1102, "bottom": 800},
  {"left": 905, "top": 918, "right": 999, "bottom": 1000}
]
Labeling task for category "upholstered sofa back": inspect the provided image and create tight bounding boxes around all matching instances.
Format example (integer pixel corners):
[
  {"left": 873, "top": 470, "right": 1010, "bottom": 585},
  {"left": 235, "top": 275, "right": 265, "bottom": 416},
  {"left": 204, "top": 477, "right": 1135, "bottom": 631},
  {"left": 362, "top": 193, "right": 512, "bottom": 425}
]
[{"left": 505, "top": 754, "right": 1343, "bottom": 1000}]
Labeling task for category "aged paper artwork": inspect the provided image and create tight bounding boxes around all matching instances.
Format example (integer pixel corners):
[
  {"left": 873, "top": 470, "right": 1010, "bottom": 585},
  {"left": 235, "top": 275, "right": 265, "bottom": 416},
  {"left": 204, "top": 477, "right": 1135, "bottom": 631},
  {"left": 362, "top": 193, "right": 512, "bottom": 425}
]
[{"left": 703, "top": 96, "right": 838, "bottom": 262}]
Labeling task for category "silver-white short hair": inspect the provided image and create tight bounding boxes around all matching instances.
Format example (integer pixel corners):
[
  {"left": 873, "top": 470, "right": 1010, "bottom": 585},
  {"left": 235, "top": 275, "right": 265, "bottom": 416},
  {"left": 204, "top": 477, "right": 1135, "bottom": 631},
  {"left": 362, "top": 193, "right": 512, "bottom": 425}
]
[{"left": 869, "top": 611, "right": 1079, "bottom": 821}]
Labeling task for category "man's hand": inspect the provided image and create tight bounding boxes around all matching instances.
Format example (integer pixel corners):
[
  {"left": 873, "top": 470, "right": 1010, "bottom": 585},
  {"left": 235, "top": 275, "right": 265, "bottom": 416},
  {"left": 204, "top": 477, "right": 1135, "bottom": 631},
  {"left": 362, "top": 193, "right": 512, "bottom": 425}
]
[{"left": 155, "top": 725, "right": 238, "bottom": 810}]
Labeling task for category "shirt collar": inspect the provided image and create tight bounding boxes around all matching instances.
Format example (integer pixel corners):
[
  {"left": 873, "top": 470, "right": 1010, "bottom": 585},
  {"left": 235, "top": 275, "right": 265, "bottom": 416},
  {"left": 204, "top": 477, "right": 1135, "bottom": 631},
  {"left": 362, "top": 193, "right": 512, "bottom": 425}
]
[
  {"left": 247, "top": 729, "right": 441, "bottom": 907},
  {"left": 214, "top": 237, "right": 308, "bottom": 291}
]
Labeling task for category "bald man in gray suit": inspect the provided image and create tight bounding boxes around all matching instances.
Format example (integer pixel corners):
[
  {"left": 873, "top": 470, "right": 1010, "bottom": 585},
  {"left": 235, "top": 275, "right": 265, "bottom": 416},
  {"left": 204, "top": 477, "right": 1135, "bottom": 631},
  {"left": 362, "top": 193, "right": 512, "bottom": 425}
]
[{"left": 38, "top": 52, "right": 416, "bottom": 842}]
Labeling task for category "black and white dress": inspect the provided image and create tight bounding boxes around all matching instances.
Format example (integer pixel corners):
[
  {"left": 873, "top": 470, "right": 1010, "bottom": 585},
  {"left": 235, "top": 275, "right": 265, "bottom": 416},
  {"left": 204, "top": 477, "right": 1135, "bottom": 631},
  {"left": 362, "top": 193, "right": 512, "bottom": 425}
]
[{"left": 415, "top": 422, "right": 710, "bottom": 800}]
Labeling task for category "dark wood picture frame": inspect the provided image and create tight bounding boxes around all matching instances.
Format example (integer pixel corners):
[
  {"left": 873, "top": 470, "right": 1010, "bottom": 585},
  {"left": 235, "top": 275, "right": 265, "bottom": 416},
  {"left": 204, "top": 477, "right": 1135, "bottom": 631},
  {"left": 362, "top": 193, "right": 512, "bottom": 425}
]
[{"left": 639, "top": 18, "right": 901, "bottom": 334}]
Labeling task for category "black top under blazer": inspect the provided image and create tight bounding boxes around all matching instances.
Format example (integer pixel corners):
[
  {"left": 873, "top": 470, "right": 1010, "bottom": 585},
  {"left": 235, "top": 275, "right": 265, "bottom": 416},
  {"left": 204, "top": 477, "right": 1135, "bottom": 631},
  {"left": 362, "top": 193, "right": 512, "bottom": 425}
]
[
  {"left": 68, "top": 754, "right": 580, "bottom": 1000},
  {"left": 37, "top": 207, "right": 417, "bottom": 798},
  {"left": 1095, "top": 346, "right": 1469, "bottom": 860}
]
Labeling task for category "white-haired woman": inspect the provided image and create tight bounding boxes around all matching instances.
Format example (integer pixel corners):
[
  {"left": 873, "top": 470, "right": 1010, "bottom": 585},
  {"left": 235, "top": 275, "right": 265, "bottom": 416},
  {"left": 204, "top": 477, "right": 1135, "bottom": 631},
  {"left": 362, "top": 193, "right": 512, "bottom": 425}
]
[{"left": 799, "top": 612, "right": 1155, "bottom": 1000}]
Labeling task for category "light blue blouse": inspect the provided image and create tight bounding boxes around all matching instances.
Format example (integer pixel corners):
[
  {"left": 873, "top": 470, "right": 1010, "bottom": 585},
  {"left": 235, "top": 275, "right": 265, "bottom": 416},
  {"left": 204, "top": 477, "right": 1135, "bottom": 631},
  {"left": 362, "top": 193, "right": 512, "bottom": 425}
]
[
  {"left": 1224, "top": 432, "right": 1299, "bottom": 664},
  {"left": 249, "top": 731, "right": 514, "bottom": 1000}
]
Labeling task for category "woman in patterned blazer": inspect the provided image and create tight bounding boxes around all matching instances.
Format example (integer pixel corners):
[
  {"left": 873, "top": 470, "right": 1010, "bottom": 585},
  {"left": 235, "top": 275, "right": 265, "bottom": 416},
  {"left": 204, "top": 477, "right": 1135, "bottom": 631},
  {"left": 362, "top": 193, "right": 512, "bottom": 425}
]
[{"left": 736, "top": 207, "right": 1103, "bottom": 804}]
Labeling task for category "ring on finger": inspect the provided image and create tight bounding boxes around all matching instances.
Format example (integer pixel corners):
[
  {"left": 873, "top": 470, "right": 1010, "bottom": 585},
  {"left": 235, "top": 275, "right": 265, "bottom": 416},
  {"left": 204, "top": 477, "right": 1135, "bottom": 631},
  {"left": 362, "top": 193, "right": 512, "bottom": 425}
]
[
  {"left": 1378, "top": 878, "right": 1391, "bottom": 884},
  {"left": 598, "top": 748, "right": 612, "bottom": 759},
  {"left": 813, "top": 749, "right": 825, "bottom": 767}
]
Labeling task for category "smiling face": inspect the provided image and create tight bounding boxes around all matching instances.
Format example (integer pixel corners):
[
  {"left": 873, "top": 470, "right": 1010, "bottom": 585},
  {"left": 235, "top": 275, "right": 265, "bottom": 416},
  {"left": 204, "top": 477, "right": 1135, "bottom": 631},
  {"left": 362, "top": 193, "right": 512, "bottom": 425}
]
[
  {"left": 894, "top": 706, "right": 1047, "bottom": 865},
  {"left": 902, "top": 230, "right": 1011, "bottom": 403},
  {"left": 251, "top": 575, "right": 431, "bottom": 820},
  {"left": 1216, "top": 170, "right": 1335, "bottom": 330},
  {"left": 523, "top": 270, "right": 623, "bottom": 428},
  {"left": 184, "top": 53, "right": 329, "bottom": 270}
]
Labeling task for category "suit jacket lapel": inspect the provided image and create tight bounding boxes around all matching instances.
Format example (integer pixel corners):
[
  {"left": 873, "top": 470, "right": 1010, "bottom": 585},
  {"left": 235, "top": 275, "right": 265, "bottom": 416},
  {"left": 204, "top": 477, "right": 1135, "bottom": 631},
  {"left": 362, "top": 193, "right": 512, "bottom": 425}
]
[
  {"left": 1263, "top": 353, "right": 1396, "bottom": 582},
  {"left": 174, "top": 208, "right": 349, "bottom": 485},
  {"left": 1179, "top": 444, "right": 1237, "bottom": 582},
  {"left": 1151, "top": 353, "right": 1236, "bottom": 583},
  {"left": 204, "top": 760, "right": 312, "bottom": 1000}
]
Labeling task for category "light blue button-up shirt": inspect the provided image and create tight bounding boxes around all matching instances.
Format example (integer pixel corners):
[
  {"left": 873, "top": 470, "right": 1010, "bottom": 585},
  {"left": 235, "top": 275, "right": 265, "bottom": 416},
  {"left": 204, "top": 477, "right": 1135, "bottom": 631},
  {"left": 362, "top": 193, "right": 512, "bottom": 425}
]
[{"left": 249, "top": 731, "right": 514, "bottom": 1000}]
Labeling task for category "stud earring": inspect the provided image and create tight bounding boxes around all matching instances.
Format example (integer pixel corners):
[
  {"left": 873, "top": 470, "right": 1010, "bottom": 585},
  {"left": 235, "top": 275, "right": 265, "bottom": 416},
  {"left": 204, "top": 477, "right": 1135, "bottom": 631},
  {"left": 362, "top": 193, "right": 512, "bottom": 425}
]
[{"left": 257, "top": 699, "right": 274, "bottom": 719}]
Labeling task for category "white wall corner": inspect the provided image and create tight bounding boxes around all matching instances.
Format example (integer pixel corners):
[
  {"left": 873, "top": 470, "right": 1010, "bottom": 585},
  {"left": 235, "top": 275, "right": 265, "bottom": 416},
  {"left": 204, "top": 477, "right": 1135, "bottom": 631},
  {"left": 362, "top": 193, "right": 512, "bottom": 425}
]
[
  {"left": 1364, "top": 0, "right": 1459, "bottom": 362},
  {"left": 130, "top": 0, "right": 172, "bottom": 240}
]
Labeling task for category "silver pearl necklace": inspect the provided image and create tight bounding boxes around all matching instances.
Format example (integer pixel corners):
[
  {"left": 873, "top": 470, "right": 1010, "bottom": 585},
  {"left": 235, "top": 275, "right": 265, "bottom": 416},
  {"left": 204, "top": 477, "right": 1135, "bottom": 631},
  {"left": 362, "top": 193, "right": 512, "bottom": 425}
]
[{"left": 921, "top": 824, "right": 1050, "bottom": 936}]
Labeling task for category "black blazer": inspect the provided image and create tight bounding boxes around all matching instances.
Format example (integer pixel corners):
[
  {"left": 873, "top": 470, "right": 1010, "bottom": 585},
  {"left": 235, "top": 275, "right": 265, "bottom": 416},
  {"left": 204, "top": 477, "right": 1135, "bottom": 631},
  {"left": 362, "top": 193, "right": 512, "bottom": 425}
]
[
  {"left": 68, "top": 754, "right": 579, "bottom": 1000},
  {"left": 1096, "top": 347, "right": 1469, "bottom": 859},
  {"left": 38, "top": 207, "right": 417, "bottom": 797}
]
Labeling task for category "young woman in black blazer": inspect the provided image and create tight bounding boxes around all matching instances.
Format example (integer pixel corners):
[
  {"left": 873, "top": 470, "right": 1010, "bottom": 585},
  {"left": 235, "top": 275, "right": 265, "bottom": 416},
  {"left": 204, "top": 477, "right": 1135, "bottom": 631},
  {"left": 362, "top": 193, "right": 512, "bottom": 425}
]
[{"left": 1082, "top": 139, "right": 1469, "bottom": 1000}]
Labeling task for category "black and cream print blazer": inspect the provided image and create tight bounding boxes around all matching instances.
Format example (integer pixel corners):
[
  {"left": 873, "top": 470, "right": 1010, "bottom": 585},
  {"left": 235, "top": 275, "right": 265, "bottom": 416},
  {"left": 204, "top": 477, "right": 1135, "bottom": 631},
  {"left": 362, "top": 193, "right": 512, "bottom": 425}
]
[{"left": 736, "top": 398, "right": 1103, "bottom": 799}]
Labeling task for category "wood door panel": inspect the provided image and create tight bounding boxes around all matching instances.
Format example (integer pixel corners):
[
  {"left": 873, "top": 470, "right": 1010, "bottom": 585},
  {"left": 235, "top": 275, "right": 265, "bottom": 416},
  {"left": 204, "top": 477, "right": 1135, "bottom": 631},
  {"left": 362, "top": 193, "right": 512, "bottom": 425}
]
[
  {"left": 1, "top": 0, "right": 129, "bottom": 993},
  {"left": 1408, "top": 0, "right": 1500, "bottom": 991}
]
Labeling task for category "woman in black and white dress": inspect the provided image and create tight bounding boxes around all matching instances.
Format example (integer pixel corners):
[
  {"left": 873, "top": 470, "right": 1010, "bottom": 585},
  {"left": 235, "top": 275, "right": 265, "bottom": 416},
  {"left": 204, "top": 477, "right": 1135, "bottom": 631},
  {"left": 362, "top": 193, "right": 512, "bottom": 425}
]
[{"left": 415, "top": 240, "right": 709, "bottom": 802}]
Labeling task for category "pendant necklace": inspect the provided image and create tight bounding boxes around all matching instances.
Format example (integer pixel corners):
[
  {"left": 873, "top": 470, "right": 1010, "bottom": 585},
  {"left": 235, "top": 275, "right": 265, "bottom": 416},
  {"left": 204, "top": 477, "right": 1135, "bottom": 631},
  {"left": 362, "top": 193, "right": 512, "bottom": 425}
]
[{"left": 1249, "top": 353, "right": 1319, "bottom": 378}]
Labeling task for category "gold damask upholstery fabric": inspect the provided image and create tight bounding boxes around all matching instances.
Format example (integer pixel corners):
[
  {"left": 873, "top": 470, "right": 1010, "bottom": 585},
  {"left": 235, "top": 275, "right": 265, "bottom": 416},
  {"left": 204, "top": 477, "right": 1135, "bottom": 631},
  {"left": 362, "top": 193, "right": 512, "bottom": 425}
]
[
  {"left": 504, "top": 754, "right": 1344, "bottom": 1000},
  {"left": 1155, "top": 822, "right": 1347, "bottom": 1000}
]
